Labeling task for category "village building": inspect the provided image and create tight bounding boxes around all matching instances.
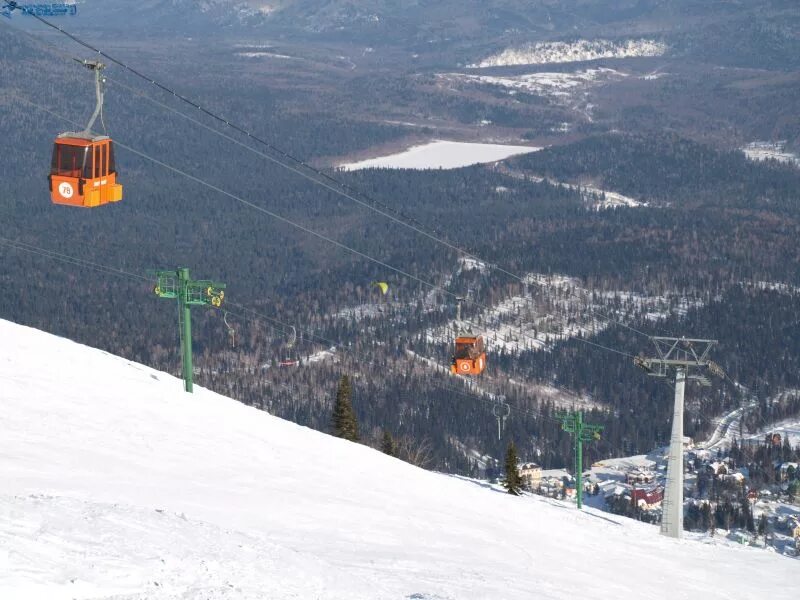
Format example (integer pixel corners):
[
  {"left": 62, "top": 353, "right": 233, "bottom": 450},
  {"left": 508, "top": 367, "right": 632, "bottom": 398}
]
[
  {"left": 518, "top": 463, "right": 542, "bottom": 490},
  {"left": 625, "top": 469, "right": 656, "bottom": 485},
  {"left": 631, "top": 485, "right": 664, "bottom": 508}
]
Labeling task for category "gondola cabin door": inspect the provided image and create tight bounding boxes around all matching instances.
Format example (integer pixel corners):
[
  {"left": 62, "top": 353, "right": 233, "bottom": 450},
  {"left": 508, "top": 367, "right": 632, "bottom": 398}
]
[{"left": 49, "top": 134, "right": 123, "bottom": 208}]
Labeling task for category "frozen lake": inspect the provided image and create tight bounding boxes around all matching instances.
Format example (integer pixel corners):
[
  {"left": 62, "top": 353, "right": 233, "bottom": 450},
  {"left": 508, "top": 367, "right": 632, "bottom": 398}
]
[{"left": 340, "top": 140, "right": 541, "bottom": 171}]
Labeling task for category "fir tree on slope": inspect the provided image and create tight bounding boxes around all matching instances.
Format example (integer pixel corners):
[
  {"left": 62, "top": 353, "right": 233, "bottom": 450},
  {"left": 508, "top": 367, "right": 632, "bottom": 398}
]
[
  {"left": 381, "top": 429, "right": 397, "bottom": 457},
  {"left": 503, "top": 440, "right": 523, "bottom": 495},
  {"left": 331, "top": 375, "right": 359, "bottom": 442}
]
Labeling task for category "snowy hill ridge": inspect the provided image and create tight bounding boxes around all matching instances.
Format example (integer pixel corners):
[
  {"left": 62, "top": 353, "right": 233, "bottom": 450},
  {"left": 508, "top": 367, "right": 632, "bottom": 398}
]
[{"left": 0, "top": 318, "right": 794, "bottom": 599}]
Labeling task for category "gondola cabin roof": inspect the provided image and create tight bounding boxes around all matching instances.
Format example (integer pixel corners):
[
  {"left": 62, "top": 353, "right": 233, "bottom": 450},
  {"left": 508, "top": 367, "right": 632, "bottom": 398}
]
[{"left": 56, "top": 131, "right": 111, "bottom": 144}]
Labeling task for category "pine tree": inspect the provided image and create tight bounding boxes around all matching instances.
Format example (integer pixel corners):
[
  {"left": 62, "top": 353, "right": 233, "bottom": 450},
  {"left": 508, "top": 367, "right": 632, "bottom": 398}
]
[
  {"left": 503, "top": 440, "right": 522, "bottom": 495},
  {"left": 742, "top": 499, "right": 755, "bottom": 533},
  {"left": 757, "top": 513, "right": 767, "bottom": 538},
  {"left": 381, "top": 429, "right": 396, "bottom": 457},
  {"left": 331, "top": 375, "right": 359, "bottom": 442}
]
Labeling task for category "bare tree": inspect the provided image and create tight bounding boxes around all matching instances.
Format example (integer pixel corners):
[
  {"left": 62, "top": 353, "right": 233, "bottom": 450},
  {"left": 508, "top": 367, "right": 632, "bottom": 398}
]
[{"left": 396, "top": 436, "right": 434, "bottom": 469}]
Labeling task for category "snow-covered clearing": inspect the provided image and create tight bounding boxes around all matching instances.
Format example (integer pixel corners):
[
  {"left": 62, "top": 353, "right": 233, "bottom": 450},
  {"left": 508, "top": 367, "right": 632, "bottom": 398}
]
[
  {"left": 698, "top": 389, "right": 800, "bottom": 451},
  {"left": 443, "top": 67, "right": 626, "bottom": 99},
  {"left": 498, "top": 166, "right": 645, "bottom": 209},
  {"left": 1, "top": 318, "right": 796, "bottom": 598},
  {"left": 591, "top": 454, "right": 658, "bottom": 472},
  {"left": 588, "top": 188, "right": 644, "bottom": 209},
  {"left": 339, "top": 140, "right": 541, "bottom": 171},
  {"left": 562, "top": 181, "right": 644, "bottom": 209},
  {"left": 426, "top": 271, "right": 698, "bottom": 357},
  {"left": 748, "top": 280, "right": 800, "bottom": 295},
  {"left": 741, "top": 141, "right": 800, "bottom": 167},
  {"left": 471, "top": 39, "right": 668, "bottom": 68},
  {"left": 304, "top": 345, "right": 337, "bottom": 363},
  {"left": 236, "top": 51, "right": 298, "bottom": 59},
  {"left": 744, "top": 418, "right": 800, "bottom": 447}
]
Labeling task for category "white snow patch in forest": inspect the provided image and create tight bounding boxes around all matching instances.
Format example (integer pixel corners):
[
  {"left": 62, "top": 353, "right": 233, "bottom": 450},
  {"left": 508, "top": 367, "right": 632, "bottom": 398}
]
[
  {"left": 236, "top": 51, "right": 298, "bottom": 59},
  {"left": 444, "top": 68, "right": 626, "bottom": 99},
  {"left": 425, "top": 271, "right": 702, "bottom": 356},
  {"left": 697, "top": 389, "right": 800, "bottom": 451},
  {"left": 640, "top": 70, "right": 669, "bottom": 81},
  {"left": 339, "top": 140, "right": 541, "bottom": 171},
  {"left": 741, "top": 141, "right": 800, "bottom": 167},
  {"left": 305, "top": 345, "right": 337, "bottom": 363},
  {"left": 744, "top": 280, "right": 800, "bottom": 295},
  {"left": 746, "top": 420, "right": 800, "bottom": 448},
  {"left": 471, "top": 39, "right": 668, "bottom": 68},
  {"left": 459, "top": 256, "right": 488, "bottom": 273},
  {"left": 1, "top": 319, "right": 796, "bottom": 597},
  {"left": 499, "top": 168, "right": 645, "bottom": 209},
  {"left": 580, "top": 185, "right": 644, "bottom": 209}
]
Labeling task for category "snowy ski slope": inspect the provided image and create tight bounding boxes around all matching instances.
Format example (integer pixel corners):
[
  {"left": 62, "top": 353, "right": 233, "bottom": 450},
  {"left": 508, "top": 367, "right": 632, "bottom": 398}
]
[{"left": 0, "top": 319, "right": 795, "bottom": 599}]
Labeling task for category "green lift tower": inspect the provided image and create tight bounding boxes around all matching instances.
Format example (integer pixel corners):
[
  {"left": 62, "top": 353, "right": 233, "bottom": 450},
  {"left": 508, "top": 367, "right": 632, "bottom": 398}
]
[
  {"left": 558, "top": 410, "right": 603, "bottom": 510},
  {"left": 153, "top": 268, "right": 226, "bottom": 393}
]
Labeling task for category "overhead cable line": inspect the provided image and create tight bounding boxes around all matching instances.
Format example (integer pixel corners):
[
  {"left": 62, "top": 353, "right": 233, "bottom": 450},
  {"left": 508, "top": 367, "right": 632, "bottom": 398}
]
[
  {"left": 0, "top": 235, "right": 150, "bottom": 281},
  {"left": 0, "top": 232, "right": 570, "bottom": 425},
  {"left": 0, "top": 9, "right": 654, "bottom": 343},
  {"left": 11, "top": 91, "right": 638, "bottom": 363}
]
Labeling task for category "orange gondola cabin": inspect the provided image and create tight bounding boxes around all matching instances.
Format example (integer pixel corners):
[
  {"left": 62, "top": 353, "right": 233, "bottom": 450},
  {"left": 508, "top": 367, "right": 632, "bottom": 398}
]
[
  {"left": 49, "top": 133, "right": 122, "bottom": 207},
  {"left": 451, "top": 333, "right": 486, "bottom": 376}
]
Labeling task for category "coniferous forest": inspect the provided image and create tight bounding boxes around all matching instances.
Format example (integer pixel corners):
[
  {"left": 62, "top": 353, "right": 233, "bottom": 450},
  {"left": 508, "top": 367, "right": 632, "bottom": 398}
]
[{"left": 1, "top": 10, "right": 800, "bottom": 476}]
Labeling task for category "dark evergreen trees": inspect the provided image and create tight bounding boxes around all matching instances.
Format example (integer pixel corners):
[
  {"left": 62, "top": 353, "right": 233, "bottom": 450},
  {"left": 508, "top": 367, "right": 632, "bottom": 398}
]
[
  {"left": 503, "top": 441, "right": 523, "bottom": 495},
  {"left": 381, "top": 429, "right": 397, "bottom": 457},
  {"left": 331, "top": 375, "right": 359, "bottom": 442}
]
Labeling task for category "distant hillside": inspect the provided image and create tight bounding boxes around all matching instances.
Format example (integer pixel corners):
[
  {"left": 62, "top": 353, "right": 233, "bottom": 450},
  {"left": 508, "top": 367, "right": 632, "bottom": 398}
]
[{"left": 62, "top": 1, "right": 800, "bottom": 70}]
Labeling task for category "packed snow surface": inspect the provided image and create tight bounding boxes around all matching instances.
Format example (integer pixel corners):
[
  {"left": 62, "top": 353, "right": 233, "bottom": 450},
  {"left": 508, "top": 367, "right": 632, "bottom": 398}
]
[
  {"left": 0, "top": 319, "right": 796, "bottom": 599},
  {"left": 472, "top": 39, "right": 667, "bottom": 68},
  {"left": 339, "top": 140, "right": 540, "bottom": 171}
]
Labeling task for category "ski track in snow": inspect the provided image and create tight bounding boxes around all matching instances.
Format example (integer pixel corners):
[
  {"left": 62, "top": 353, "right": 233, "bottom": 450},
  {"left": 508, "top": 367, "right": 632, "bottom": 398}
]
[{"left": 0, "top": 319, "right": 796, "bottom": 599}]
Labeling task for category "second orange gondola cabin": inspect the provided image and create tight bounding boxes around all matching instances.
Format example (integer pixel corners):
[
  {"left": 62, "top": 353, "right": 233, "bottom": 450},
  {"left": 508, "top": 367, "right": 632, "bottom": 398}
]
[{"left": 451, "top": 334, "right": 486, "bottom": 376}]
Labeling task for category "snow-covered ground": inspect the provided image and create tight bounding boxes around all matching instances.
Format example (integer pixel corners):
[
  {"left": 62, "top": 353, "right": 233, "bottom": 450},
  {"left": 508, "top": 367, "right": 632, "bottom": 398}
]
[
  {"left": 471, "top": 39, "right": 667, "bottom": 68},
  {"left": 698, "top": 389, "right": 800, "bottom": 451},
  {"left": 235, "top": 51, "right": 298, "bottom": 59},
  {"left": 741, "top": 141, "right": 800, "bottom": 167},
  {"left": 2, "top": 319, "right": 797, "bottom": 597},
  {"left": 498, "top": 166, "right": 646, "bottom": 209},
  {"left": 744, "top": 418, "right": 800, "bottom": 447},
  {"left": 339, "top": 140, "right": 541, "bottom": 171},
  {"left": 442, "top": 67, "right": 626, "bottom": 99}
]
